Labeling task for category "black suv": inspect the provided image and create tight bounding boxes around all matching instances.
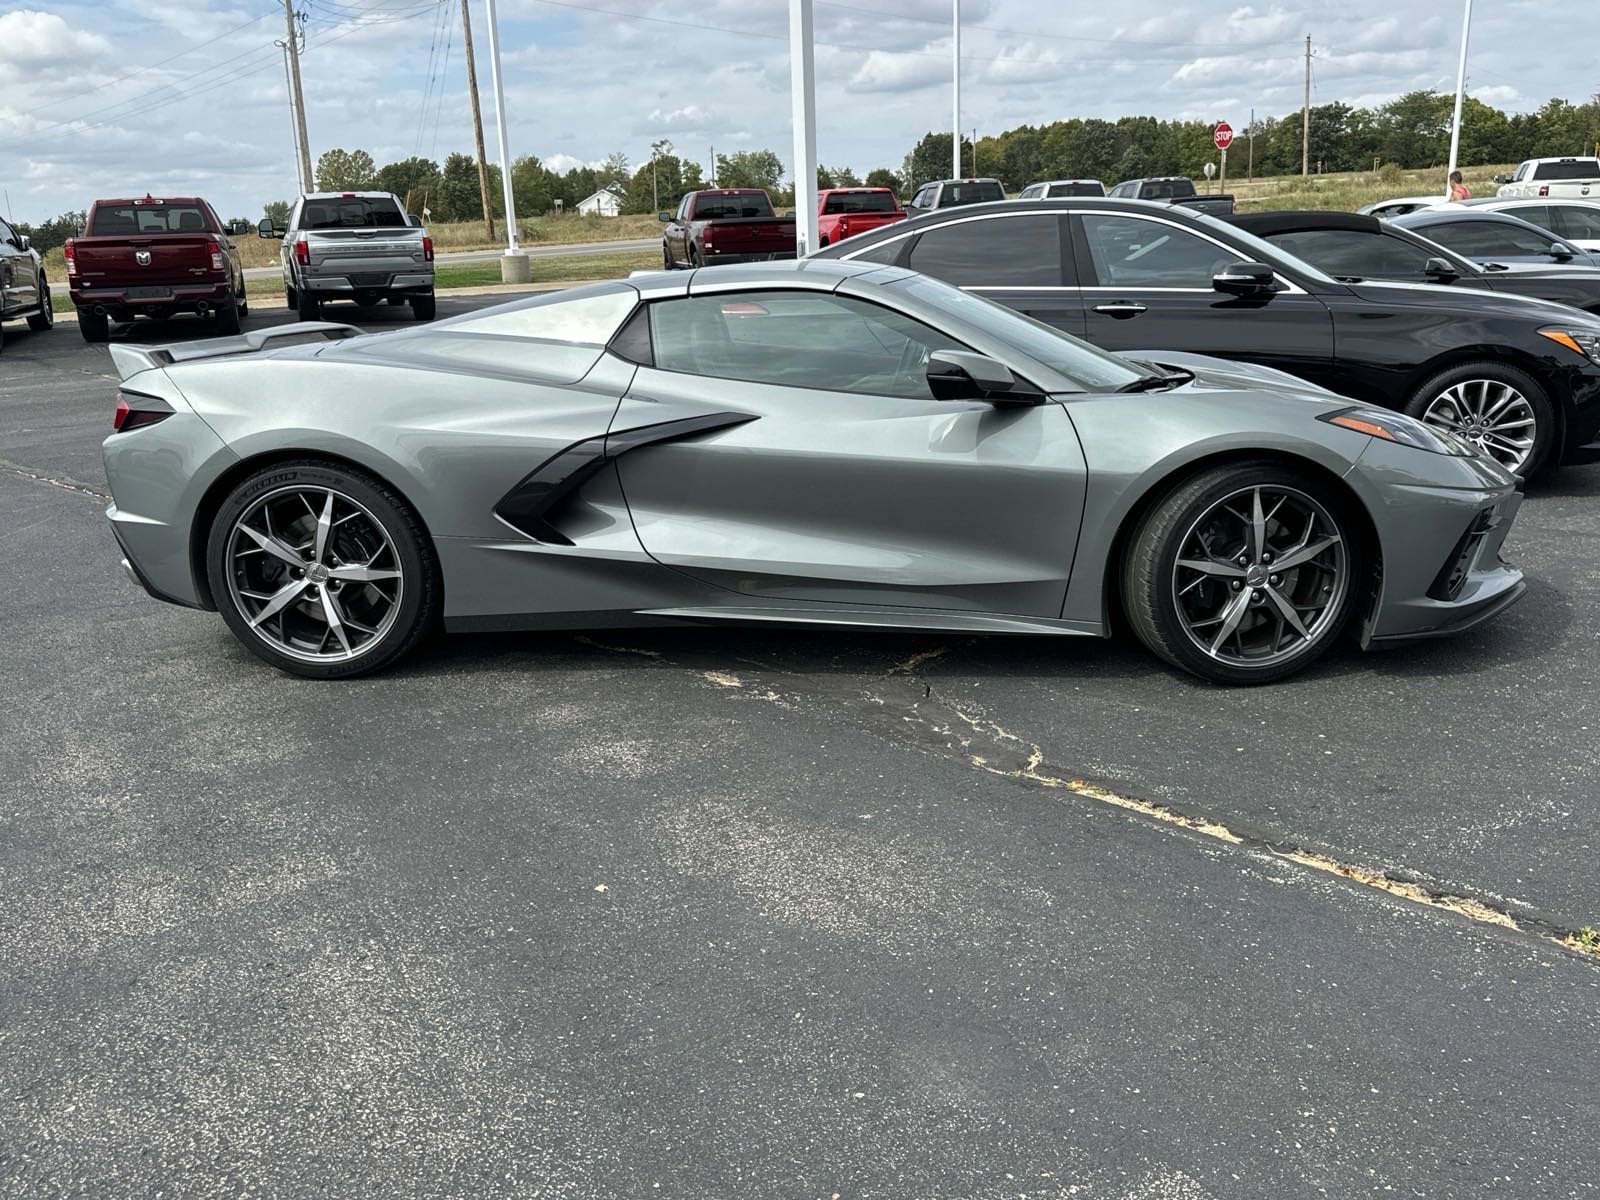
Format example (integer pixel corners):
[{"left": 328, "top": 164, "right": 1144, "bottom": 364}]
[{"left": 814, "top": 198, "right": 1600, "bottom": 477}]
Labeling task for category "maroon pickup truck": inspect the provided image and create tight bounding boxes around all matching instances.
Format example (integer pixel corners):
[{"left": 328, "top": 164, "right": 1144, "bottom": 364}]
[
  {"left": 816, "top": 187, "right": 906, "bottom": 247},
  {"left": 65, "top": 195, "right": 249, "bottom": 343},
  {"left": 660, "top": 189, "right": 797, "bottom": 269}
]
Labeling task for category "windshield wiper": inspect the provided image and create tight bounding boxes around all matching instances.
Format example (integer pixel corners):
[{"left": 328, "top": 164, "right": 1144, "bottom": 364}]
[{"left": 1116, "top": 369, "right": 1194, "bottom": 393}]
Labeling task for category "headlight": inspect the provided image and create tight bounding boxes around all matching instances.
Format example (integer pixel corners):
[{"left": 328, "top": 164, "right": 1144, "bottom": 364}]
[
  {"left": 1318, "top": 407, "right": 1476, "bottom": 456},
  {"left": 1540, "top": 328, "right": 1600, "bottom": 366}
]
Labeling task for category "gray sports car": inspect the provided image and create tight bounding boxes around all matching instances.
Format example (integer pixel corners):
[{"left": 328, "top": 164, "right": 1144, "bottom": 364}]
[{"left": 104, "top": 260, "right": 1525, "bottom": 684}]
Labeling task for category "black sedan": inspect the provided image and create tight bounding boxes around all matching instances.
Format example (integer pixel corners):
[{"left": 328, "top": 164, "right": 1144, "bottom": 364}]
[
  {"left": 1226, "top": 210, "right": 1600, "bottom": 315},
  {"left": 813, "top": 197, "right": 1600, "bottom": 476},
  {"left": 1391, "top": 208, "right": 1600, "bottom": 269}
]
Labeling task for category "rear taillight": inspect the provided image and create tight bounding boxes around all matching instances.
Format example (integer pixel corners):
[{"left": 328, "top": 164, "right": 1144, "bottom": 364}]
[
  {"left": 112, "top": 389, "right": 174, "bottom": 433},
  {"left": 294, "top": 235, "right": 310, "bottom": 266},
  {"left": 64, "top": 241, "right": 78, "bottom": 277},
  {"left": 422, "top": 235, "right": 433, "bottom": 262},
  {"left": 209, "top": 235, "right": 224, "bottom": 271}
]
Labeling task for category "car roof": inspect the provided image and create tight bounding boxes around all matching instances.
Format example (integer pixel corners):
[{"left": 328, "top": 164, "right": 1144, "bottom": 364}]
[
  {"left": 1397, "top": 207, "right": 1545, "bottom": 225},
  {"left": 1229, "top": 210, "right": 1381, "bottom": 236},
  {"left": 93, "top": 196, "right": 207, "bottom": 205},
  {"left": 300, "top": 191, "right": 399, "bottom": 200}
]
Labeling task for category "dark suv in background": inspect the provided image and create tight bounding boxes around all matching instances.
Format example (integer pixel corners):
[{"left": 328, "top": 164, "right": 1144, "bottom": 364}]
[{"left": 815, "top": 197, "right": 1600, "bottom": 477}]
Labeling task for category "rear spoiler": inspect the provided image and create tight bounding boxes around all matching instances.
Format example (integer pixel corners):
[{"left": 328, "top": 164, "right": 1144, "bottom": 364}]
[{"left": 107, "top": 322, "right": 364, "bottom": 382}]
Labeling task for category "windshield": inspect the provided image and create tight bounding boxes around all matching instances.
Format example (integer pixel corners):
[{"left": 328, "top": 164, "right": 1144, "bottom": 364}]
[
  {"left": 886, "top": 274, "right": 1145, "bottom": 392},
  {"left": 89, "top": 203, "right": 212, "bottom": 235},
  {"left": 299, "top": 197, "right": 407, "bottom": 229},
  {"left": 1533, "top": 160, "right": 1600, "bottom": 181},
  {"left": 822, "top": 191, "right": 898, "bottom": 214},
  {"left": 1188, "top": 211, "right": 1340, "bottom": 286}
]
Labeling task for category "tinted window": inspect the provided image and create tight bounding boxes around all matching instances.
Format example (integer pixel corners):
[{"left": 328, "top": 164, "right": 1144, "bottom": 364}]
[
  {"left": 1425, "top": 219, "right": 1560, "bottom": 257},
  {"left": 1553, "top": 205, "right": 1600, "bottom": 239},
  {"left": 1269, "top": 229, "right": 1434, "bottom": 279},
  {"left": 849, "top": 237, "right": 908, "bottom": 266},
  {"left": 1019, "top": 185, "right": 1043, "bottom": 199},
  {"left": 648, "top": 291, "right": 967, "bottom": 400},
  {"left": 1080, "top": 214, "right": 1239, "bottom": 288},
  {"left": 822, "top": 191, "right": 897, "bottom": 214},
  {"left": 298, "top": 197, "right": 406, "bottom": 229},
  {"left": 909, "top": 187, "right": 935, "bottom": 210},
  {"left": 908, "top": 215, "right": 1062, "bottom": 287},
  {"left": 938, "top": 182, "right": 1004, "bottom": 206},
  {"left": 1047, "top": 182, "right": 1103, "bottom": 197},
  {"left": 1503, "top": 205, "right": 1554, "bottom": 233},
  {"left": 693, "top": 193, "right": 774, "bottom": 219},
  {"left": 90, "top": 203, "right": 211, "bottom": 235},
  {"left": 1532, "top": 160, "right": 1600, "bottom": 180},
  {"left": 0, "top": 219, "right": 15, "bottom": 244}
]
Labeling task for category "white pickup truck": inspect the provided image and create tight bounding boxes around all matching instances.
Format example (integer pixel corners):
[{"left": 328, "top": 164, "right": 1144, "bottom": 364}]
[
  {"left": 259, "top": 191, "right": 436, "bottom": 321},
  {"left": 1496, "top": 157, "right": 1600, "bottom": 200}
]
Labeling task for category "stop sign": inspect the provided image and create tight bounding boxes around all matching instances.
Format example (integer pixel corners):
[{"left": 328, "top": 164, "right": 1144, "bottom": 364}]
[{"left": 1214, "top": 121, "right": 1235, "bottom": 151}]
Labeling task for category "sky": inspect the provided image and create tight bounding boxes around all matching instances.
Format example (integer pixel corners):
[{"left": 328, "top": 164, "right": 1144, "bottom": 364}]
[{"left": 1, "top": 0, "right": 1592, "bottom": 225}]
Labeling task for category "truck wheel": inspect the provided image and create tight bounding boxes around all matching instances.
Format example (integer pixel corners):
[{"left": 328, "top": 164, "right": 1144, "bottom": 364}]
[
  {"left": 79, "top": 309, "right": 110, "bottom": 343},
  {"left": 236, "top": 281, "right": 249, "bottom": 318},
  {"left": 663, "top": 244, "right": 674, "bottom": 269},
  {"left": 297, "top": 288, "right": 320, "bottom": 322},
  {"left": 213, "top": 298, "right": 242, "bottom": 336},
  {"left": 410, "top": 292, "right": 436, "bottom": 321},
  {"left": 28, "top": 280, "right": 54, "bottom": 331},
  {"left": 286, "top": 284, "right": 298, "bottom": 308},
  {"left": 688, "top": 247, "right": 703, "bottom": 269}
]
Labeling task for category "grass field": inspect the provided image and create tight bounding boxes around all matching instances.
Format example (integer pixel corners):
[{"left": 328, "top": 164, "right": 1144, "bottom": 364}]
[
  {"left": 1226, "top": 163, "right": 1509, "bottom": 212},
  {"left": 240, "top": 249, "right": 660, "bottom": 300}
]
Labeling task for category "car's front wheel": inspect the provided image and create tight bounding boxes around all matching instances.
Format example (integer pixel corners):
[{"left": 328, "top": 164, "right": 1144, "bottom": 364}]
[
  {"left": 1122, "top": 462, "right": 1358, "bottom": 685},
  {"left": 205, "top": 461, "right": 440, "bottom": 679},
  {"left": 1403, "top": 361, "right": 1553, "bottom": 478}
]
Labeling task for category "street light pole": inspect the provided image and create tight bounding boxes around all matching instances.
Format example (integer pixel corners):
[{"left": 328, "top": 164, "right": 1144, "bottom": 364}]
[
  {"left": 788, "top": 0, "right": 818, "bottom": 256},
  {"left": 482, "top": 0, "right": 527, "bottom": 280},
  {"left": 951, "top": 0, "right": 961, "bottom": 180},
  {"left": 1445, "top": 0, "right": 1473, "bottom": 199}
]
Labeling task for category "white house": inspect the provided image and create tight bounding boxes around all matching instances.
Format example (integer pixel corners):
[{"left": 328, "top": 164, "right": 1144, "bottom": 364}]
[{"left": 576, "top": 186, "right": 624, "bottom": 217}]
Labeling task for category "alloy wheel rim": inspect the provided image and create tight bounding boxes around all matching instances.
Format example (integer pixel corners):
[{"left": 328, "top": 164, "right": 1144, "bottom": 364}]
[
  {"left": 1421, "top": 379, "right": 1535, "bottom": 472},
  {"left": 225, "top": 485, "right": 403, "bottom": 663},
  {"left": 1172, "top": 485, "right": 1348, "bottom": 669}
]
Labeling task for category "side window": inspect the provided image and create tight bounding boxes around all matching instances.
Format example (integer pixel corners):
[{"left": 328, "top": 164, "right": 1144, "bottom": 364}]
[
  {"left": 1270, "top": 229, "right": 1432, "bottom": 279},
  {"left": 647, "top": 290, "right": 967, "bottom": 400},
  {"left": 906, "top": 215, "right": 1063, "bottom": 287},
  {"left": 1080, "top": 214, "right": 1239, "bottom": 288},
  {"left": 1428, "top": 220, "right": 1556, "bottom": 257},
  {"left": 1554, "top": 205, "right": 1600, "bottom": 239},
  {"left": 0, "top": 219, "right": 14, "bottom": 245},
  {"left": 1513, "top": 162, "right": 1530, "bottom": 183},
  {"left": 1506, "top": 205, "right": 1553, "bottom": 234},
  {"left": 848, "top": 237, "right": 909, "bottom": 266}
]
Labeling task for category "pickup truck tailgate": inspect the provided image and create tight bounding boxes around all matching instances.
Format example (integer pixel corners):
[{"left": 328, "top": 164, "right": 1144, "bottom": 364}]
[
  {"left": 74, "top": 236, "right": 217, "bottom": 285},
  {"left": 707, "top": 218, "right": 795, "bottom": 254},
  {"left": 305, "top": 230, "right": 429, "bottom": 275}
]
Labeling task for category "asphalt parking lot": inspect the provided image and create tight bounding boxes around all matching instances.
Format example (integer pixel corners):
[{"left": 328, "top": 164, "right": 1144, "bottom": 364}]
[{"left": 3, "top": 301, "right": 1599, "bottom": 1198}]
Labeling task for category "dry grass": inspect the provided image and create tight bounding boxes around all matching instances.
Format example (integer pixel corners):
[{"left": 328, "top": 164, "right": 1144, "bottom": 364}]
[{"left": 1227, "top": 163, "right": 1513, "bottom": 212}]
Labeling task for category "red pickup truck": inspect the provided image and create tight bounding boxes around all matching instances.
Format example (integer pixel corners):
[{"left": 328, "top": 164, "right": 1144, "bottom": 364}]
[
  {"left": 816, "top": 187, "right": 906, "bottom": 247},
  {"left": 65, "top": 195, "right": 249, "bottom": 343},
  {"left": 660, "top": 189, "right": 797, "bottom": 269}
]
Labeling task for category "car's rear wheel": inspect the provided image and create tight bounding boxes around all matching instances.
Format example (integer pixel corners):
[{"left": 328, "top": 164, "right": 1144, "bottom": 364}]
[
  {"left": 213, "top": 298, "right": 242, "bottom": 335},
  {"left": 296, "top": 288, "right": 320, "bottom": 322},
  {"left": 205, "top": 461, "right": 440, "bottom": 679},
  {"left": 663, "top": 243, "right": 674, "bottom": 269},
  {"left": 28, "top": 280, "right": 54, "bottom": 331},
  {"left": 1122, "top": 462, "right": 1358, "bottom": 685},
  {"left": 78, "top": 309, "right": 110, "bottom": 343},
  {"left": 410, "top": 292, "right": 436, "bottom": 321},
  {"left": 1403, "top": 361, "right": 1553, "bottom": 478}
]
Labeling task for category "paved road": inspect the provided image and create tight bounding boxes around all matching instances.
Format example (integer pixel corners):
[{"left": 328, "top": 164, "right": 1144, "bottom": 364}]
[{"left": 2, "top": 307, "right": 1598, "bottom": 1198}]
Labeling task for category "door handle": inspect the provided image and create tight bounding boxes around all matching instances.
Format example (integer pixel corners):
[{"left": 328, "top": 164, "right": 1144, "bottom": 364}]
[{"left": 1092, "top": 301, "right": 1148, "bottom": 318}]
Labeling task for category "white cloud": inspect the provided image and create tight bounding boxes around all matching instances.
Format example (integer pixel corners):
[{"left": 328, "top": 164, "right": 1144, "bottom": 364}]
[{"left": 0, "top": 10, "right": 112, "bottom": 68}]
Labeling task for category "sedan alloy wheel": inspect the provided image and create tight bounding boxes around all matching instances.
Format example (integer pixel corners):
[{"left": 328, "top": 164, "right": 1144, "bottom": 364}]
[{"left": 1420, "top": 379, "right": 1536, "bottom": 473}]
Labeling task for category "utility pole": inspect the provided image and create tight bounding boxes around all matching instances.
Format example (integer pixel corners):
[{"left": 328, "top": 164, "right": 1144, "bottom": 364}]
[
  {"left": 951, "top": 0, "right": 962, "bottom": 179},
  {"left": 1445, "top": 0, "right": 1473, "bottom": 199},
  {"left": 460, "top": 0, "right": 495, "bottom": 239},
  {"left": 1301, "top": 35, "right": 1311, "bottom": 178},
  {"left": 282, "top": 0, "right": 314, "bottom": 192}
]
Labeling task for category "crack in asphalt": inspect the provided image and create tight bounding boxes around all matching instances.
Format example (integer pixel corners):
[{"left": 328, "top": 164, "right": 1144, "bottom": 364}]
[
  {"left": 0, "top": 458, "right": 109, "bottom": 501},
  {"left": 573, "top": 634, "right": 1600, "bottom": 967}
]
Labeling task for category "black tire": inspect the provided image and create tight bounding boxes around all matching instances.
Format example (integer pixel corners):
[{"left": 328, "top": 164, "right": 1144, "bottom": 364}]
[
  {"left": 1402, "top": 360, "right": 1555, "bottom": 479},
  {"left": 688, "top": 246, "right": 703, "bottom": 269},
  {"left": 236, "top": 281, "right": 248, "bottom": 318},
  {"left": 28, "top": 279, "right": 54, "bottom": 331},
  {"left": 78, "top": 309, "right": 110, "bottom": 343},
  {"left": 213, "top": 298, "right": 242, "bottom": 336},
  {"left": 296, "top": 287, "right": 320, "bottom": 322},
  {"left": 662, "top": 243, "right": 674, "bottom": 269},
  {"left": 1121, "top": 461, "right": 1360, "bottom": 686},
  {"left": 286, "top": 284, "right": 298, "bottom": 308},
  {"left": 410, "top": 292, "right": 436, "bottom": 321},
  {"left": 205, "top": 460, "right": 440, "bottom": 680},
  {"left": 0, "top": 318, "right": 5, "bottom": 356}
]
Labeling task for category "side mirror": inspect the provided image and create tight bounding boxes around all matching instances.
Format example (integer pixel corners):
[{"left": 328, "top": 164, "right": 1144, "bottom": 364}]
[
  {"left": 1551, "top": 242, "right": 1576, "bottom": 260},
  {"left": 926, "top": 350, "right": 1043, "bottom": 405},
  {"left": 658, "top": 211, "right": 672, "bottom": 222},
  {"left": 1422, "top": 256, "right": 1459, "bottom": 281},
  {"left": 1212, "top": 261, "right": 1280, "bottom": 296},
  {"left": 258, "top": 218, "right": 285, "bottom": 239},
  {"left": 1492, "top": 174, "right": 1508, "bottom": 185},
  {"left": 16, "top": 234, "right": 29, "bottom": 250}
]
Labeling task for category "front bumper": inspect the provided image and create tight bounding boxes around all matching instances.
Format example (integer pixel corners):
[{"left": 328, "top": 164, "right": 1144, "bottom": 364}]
[{"left": 1559, "top": 360, "right": 1600, "bottom": 464}]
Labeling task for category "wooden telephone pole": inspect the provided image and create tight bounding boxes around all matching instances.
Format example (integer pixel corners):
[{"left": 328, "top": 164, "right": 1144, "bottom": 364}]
[
  {"left": 1301, "top": 35, "right": 1311, "bottom": 177},
  {"left": 282, "top": 0, "right": 314, "bottom": 191},
  {"left": 460, "top": 0, "right": 496, "bottom": 238}
]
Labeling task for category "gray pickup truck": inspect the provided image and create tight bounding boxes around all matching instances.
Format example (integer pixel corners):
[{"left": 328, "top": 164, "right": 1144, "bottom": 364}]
[
  {"left": 259, "top": 191, "right": 435, "bottom": 321},
  {"left": 1107, "top": 176, "right": 1235, "bottom": 217}
]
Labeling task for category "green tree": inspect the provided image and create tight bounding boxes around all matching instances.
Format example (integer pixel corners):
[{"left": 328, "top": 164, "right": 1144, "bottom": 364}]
[
  {"left": 375, "top": 157, "right": 442, "bottom": 210},
  {"left": 262, "top": 200, "right": 291, "bottom": 228},
  {"left": 314, "top": 147, "right": 377, "bottom": 191},
  {"left": 865, "top": 167, "right": 901, "bottom": 194},
  {"left": 512, "top": 154, "right": 558, "bottom": 216},
  {"left": 596, "top": 150, "right": 630, "bottom": 190},
  {"left": 1532, "top": 97, "right": 1592, "bottom": 157},
  {"left": 1375, "top": 91, "right": 1452, "bottom": 167},
  {"left": 715, "top": 149, "right": 784, "bottom": 191}
]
